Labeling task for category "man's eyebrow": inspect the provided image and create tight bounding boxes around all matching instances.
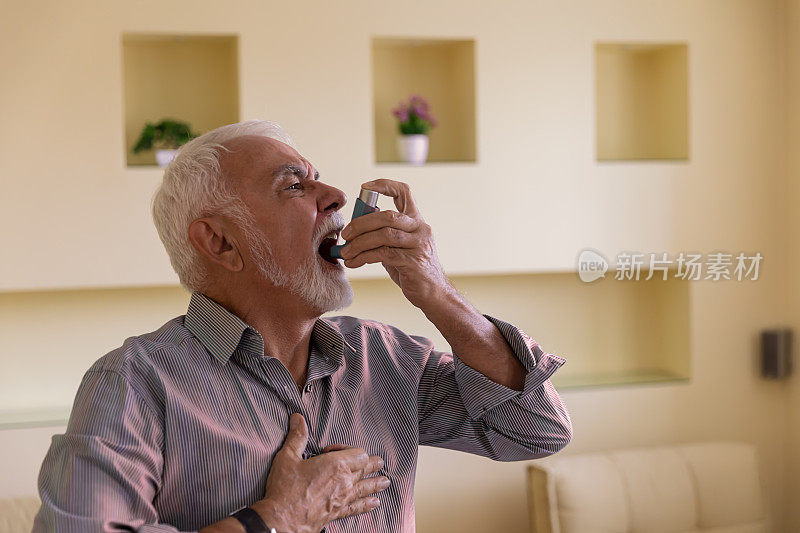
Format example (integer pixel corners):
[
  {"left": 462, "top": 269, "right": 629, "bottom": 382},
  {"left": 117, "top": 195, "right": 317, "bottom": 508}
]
[
  {"left": 271, "top": 163, "right": 320, "bottom": 181},
  {"left": 272, "top": 163, "right": 306, "bottom": 179}
]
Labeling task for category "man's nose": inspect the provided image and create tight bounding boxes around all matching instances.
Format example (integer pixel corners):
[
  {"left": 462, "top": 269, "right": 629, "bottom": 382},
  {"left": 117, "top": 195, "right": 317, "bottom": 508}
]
[{"left": 317, "top": 182, "right": 347, "bottom": 213}]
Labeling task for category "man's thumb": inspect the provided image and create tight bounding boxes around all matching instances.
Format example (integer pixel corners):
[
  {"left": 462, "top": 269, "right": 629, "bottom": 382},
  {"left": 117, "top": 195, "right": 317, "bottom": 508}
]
[{"left": 283, "top": 413, "right": 308, "bottom": 456}]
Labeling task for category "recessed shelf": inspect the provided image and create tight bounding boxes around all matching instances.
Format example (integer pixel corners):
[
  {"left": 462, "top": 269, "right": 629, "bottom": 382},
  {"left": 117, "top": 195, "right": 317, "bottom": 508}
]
[
  {"left": 454, "top": 272, "right": 692, "bottom": 390},
  {"left": 595, "top": 42, "right": 689, "bottom": 161},
  {"left": 340, "top": 271, "right": 692, "bottom": 390},
  {"left": 122, "top": 33, "right": 240, "bottom": 167},
  {"left": 1, "top": 272, "right": 691, "bottom": 427},
  {"left": 372, "top": 37, "right": 476, "bottom": 164}
]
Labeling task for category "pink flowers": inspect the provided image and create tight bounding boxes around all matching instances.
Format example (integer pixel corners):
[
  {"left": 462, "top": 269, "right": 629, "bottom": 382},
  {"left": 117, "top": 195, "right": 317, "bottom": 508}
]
[
  {"left": 391, "top": 94, "right": 437, "bottom": 135},
  {"left": 391, "top": 106, "right": 410, "bottom": 123}
]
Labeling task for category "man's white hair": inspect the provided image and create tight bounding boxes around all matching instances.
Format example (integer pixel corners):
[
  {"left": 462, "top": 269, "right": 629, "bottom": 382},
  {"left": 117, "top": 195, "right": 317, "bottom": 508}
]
[{"left": 151, "top": 119, "right": 295, "bottom": 293}]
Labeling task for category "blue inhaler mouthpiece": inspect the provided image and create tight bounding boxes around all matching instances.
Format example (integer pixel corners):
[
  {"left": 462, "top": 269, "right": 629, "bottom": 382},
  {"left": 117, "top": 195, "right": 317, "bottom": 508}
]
[{"left": 329, "top": 188, "right": 380, "bottom": 260}]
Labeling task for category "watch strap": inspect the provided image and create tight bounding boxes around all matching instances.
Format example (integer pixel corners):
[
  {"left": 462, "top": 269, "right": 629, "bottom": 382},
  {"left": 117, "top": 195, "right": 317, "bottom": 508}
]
[{"left": 230, "top": 506, "right": 276, "bottom": 533}]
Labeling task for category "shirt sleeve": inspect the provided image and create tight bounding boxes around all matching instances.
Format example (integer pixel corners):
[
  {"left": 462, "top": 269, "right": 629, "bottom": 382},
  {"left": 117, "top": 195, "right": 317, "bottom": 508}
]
[
  {"left": 417, "top": 314, "right": 572, "bottom": 461},
  {"left": 33, "top": 369, "right": 188, "bottom": 533}
]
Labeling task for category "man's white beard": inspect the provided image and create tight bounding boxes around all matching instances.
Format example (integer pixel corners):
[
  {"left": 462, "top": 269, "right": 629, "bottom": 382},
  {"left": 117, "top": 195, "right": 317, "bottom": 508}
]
[{"left": 243, "top": 217, "right": 353, "bottom": 314}]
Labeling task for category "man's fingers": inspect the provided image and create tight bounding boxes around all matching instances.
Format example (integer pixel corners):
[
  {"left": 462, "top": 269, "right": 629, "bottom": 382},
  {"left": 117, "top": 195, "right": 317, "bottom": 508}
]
[
  {"left": 279, "top": 413, "right": 308, "bottom": 459},
  {"left": 325, "top": 448, "right": 383, "bottom": 473},
  {"left": 334, "top": 496, "right": 381, "bottom": 520},
  {"left": 363, "top": 454, "right": 385, "bottom": 476},
  {"left": 349, "top": 453, "right": 385, "bottom": 478},
  {"left": 352, "top": 476, "right": 391, "bottom": 500},
  {"left": 341, "top": 227, "right": 416, "bottom": 263},
  {"left": 321, "top": 443, "right": 350, "bottom": 453},
  {"left": 341, "top": 209, "right": 417, "bottom": 242},
  {"left": 361, "top": 179, "right": 421, "bottom": 218},
  {"left": 344, "top": 246, "right": 407, "bottom": 269}
]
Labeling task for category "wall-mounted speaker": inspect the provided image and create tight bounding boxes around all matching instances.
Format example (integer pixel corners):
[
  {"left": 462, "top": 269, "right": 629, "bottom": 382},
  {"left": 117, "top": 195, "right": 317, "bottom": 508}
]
[{"left": 760, "top": 329, "right": 792, "bottom": 379}]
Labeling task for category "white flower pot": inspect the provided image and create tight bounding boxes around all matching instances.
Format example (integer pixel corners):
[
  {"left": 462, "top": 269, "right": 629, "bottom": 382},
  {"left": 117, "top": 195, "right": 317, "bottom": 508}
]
[
  {"left": 156, "top": 149, "right": 179, "bottom": 168},
  {"left": 396, "top": 134, "right": 429, "bottom": 165}
]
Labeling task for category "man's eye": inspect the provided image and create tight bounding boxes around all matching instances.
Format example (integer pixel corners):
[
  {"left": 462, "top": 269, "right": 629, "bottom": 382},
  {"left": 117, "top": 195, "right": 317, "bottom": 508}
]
[{"left": 287, "top": 182, "right": 303, "bottom": 190}]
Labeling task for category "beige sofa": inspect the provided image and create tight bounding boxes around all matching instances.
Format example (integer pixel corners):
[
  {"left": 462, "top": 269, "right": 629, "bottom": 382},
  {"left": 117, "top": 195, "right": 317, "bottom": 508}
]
[
  {"left": 0, "top": 496, "right": 40, "bottom": 533},
  {"left": 527, "top": 440, "right": 771, "bottom": 533}
]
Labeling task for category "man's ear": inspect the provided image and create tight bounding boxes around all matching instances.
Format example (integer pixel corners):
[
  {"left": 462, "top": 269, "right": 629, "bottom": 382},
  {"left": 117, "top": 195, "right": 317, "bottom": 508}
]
[{"left": 187, "top": 217, "right": 244, "bottom": 273}]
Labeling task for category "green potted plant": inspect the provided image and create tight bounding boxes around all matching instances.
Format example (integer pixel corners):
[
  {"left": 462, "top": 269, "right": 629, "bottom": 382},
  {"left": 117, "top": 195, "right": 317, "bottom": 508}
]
[
  {"left": 132, "top": 119, "right": 200, "bottom": 168},
  {"left": 391, "top": 95, "right": 437, "bottom": 165}
]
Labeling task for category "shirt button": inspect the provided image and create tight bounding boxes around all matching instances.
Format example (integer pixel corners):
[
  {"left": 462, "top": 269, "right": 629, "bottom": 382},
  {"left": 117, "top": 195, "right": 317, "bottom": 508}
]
[{"left": 304, "top": 383, "right": 313, "bottom": 393}]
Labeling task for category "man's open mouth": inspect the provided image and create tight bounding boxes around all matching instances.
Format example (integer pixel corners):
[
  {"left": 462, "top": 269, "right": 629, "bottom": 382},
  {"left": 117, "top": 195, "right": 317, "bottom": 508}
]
[{"left": 317, "top": 228, "right": 342, "bottom": 264}]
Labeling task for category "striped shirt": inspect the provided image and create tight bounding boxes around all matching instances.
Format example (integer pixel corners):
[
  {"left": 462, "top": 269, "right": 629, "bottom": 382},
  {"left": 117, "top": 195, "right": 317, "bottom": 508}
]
[{"left": 33, "top": 291, "right": 572, "bottom": 532}]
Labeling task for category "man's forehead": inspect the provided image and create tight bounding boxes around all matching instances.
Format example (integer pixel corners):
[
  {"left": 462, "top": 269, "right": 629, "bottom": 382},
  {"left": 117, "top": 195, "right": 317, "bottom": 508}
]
[
  {"left": 224, "top": 135, "right": 299, "bottom": 162},
  {"left": 220, "top": 134, "right": 312, "bottom": 182}
]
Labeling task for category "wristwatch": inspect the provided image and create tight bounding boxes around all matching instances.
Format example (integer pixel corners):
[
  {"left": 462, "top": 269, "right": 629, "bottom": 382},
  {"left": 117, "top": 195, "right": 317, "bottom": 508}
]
[{"left": 230, "top": 506, "right": 277, "bottom": 533}]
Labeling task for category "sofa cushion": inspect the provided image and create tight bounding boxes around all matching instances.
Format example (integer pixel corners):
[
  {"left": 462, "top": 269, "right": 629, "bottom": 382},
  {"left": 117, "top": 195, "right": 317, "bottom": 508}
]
[
  {"left": 678, "top": 442, "right": 767, "bottom": 528},
  {"left": 609, "top": 447, "right": 698, "bottom": 532},
  {"left": 549, "top": 453, "right": 630, "bottom": 532},
  {"left": 685, "top": 522, "right": 769, "bottom": 533},
  {"left": 0, "top": 496, "right": 40, "bottom": 533},
  {"left": 527, "top": 440, "right": 771, "bottom": 533}
]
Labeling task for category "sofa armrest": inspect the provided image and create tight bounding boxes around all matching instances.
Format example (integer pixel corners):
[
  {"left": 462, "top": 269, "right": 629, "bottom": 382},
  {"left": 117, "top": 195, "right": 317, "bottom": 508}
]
[{"left": 527, "top": 464, "right": 556, "bottom": 533}]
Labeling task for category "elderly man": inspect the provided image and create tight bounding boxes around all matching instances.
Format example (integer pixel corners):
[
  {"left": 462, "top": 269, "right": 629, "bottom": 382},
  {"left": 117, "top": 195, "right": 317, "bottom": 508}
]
[{"left": 33, "top": 120, "right": 572, "bottom": 533}]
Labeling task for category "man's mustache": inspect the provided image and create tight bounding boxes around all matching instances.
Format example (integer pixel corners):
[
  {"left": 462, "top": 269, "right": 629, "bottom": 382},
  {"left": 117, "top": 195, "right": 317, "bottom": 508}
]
[{"left": 315, "top": 212, "right": 346, "bottom": 245}]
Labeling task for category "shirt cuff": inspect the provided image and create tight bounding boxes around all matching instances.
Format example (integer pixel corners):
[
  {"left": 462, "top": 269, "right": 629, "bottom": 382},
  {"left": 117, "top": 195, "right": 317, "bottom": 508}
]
[{"left": 452, "top": 314, "right": 566, "bottom": 420}]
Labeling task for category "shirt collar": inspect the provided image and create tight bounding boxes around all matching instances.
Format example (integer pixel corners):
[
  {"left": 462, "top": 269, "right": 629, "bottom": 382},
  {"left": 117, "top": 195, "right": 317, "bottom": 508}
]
[{"left": 184, "top": 291, "right": 347, "bottom": 368}]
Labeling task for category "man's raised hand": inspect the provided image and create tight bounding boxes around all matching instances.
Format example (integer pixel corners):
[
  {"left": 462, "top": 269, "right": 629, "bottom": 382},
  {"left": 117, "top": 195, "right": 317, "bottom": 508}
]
[{"left": 339, "top": 178, "right": 453, "bottom": 310}]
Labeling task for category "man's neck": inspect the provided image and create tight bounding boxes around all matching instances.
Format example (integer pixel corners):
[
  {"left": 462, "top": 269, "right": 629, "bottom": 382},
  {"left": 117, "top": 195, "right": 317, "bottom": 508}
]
[{"left": 203, "top": 281, "right": 321, "bottom": 391}]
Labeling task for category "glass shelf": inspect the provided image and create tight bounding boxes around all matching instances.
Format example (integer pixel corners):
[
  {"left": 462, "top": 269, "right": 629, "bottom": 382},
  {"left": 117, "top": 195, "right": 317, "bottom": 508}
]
[
  {"left": 551, "top": 369, "right": 689, "bottom": 390},
  {"left": 0, "top": 408, "right": 70, "bottom": 430}
]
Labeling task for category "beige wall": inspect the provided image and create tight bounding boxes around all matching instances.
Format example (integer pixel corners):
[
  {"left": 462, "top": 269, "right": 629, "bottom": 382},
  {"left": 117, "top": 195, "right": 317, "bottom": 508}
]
[
  {"left": 0, "top": 0, "right": 789, "bottom": 290},
  {"left": 0, "top": 0, "right": 795, "bottom": 531},
  {"left": 785, "top": 0, "right": 800, "bottom": 531}
]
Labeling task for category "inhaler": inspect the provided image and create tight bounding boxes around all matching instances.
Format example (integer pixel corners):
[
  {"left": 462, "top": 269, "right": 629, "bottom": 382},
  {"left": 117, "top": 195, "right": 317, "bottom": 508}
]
[{"left": 319, "top": 188, "right": 380, "bottom": 264}]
